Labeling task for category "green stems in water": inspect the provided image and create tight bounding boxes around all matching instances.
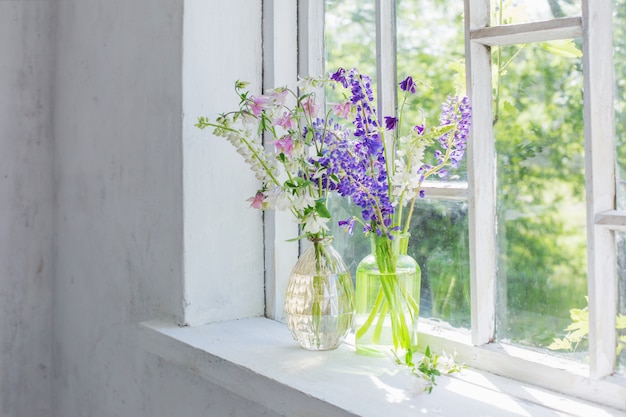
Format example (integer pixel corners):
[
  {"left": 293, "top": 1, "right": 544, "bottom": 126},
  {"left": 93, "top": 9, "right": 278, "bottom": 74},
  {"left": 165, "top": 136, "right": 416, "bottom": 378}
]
[{"left": 355, "top": 233, "right": 420, "bottom": 361}]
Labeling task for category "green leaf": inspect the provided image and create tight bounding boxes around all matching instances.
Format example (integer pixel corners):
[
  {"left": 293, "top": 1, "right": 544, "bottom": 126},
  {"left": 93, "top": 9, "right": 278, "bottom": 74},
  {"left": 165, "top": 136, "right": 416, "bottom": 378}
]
[
  {"left": 541, "top": 40, "right": 582, "bottom": 59},
  {"left": 285, "top": 234, "right": 309, "bottom": 242},
  {"left": 547, "top": 337, "right": 572, "bottom": 351},
  {"left": 284, "top": 177, "right": 310, "bottom": 189},
  {"left": 315, "top": 199, "right": 331, "bottom": 219}
]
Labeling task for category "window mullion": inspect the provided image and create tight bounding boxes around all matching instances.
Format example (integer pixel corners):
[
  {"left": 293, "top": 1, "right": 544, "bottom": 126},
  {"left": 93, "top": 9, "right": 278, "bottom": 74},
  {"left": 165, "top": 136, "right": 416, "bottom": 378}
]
[
  {"left": 375, "top": 0, "right": 397, "bottom": 131},
  {"left": 465, "top": 0, "right": 496, "bottom": 346},
  {"left": 298, "top": 0, "right": 325, "bottom": 78},
  {"left": 596, "top": 210, "right": 626, "bottom": 232},
  {"left": 262, "top": 0, "right": 300, "bottom": 320},
  {"left": 471, "top": 16, "right": 582, "bottom": 46},
  {"left": 582, "top": 0, "right": 618, "bottom": 378}
]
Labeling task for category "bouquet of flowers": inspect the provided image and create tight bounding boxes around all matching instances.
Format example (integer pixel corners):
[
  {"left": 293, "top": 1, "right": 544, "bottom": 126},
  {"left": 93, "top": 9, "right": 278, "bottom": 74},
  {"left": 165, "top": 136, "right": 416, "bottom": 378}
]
[
  {"left": 196, "top": 79, "right": 356, "bottom": 351},
  {"left": 321, "top": 67, "right": 471, "bottom": 372},
  {"left": 323, "top": 67, "right": 471, "bottom": 238},
  {"left": 195, "top": 68, "right": 471, "bottom": 376},
  {"left": 195, "top": 79, "right": 338, "bottom": 239}
]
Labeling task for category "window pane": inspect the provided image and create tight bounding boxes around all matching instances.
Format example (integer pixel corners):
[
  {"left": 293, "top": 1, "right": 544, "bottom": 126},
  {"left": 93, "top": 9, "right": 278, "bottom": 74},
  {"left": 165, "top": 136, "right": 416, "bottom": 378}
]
[
  {"left": 327, "top": 193, "right": 370, "bottom": 277},
  {"left": 493, "top": 41, "right": 587, "bottom": 357},
  {"left": 615, "top": 0, "right": 626, "bottom": 210},
  {"left": 324, "top": 0, "right": 377, "bottom": 88},
  {"left": 492, "top": 0, "right": 581, "bottom": 25},
  {"left": 408, "top": 199, "right": 470, "bottom": 329},
  {"left": 397, "top": 0, "right": 467, "bottom": 181},
  {"left": 618, "top": 232, "right": 626, "bottom": 377},
  {"left": 324, "top": 0, "right": 376, "bottom": 274}
]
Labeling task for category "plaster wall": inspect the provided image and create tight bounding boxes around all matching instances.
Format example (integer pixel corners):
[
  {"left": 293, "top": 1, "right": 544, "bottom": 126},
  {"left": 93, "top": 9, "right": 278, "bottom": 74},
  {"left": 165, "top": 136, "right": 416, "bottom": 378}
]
[
  {"left": 52, "top": 0, "right": 274, "bottom": 416},
  {"left": 0, "top": 2, "right": 55, "bottom": 416},
  {"left": 1, "top": 0, "right": 278, "bottom": 416}
]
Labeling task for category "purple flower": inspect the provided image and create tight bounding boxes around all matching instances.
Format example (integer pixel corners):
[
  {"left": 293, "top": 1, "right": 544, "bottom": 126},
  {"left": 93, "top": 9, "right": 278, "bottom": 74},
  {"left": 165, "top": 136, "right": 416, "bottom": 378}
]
[
  {"left": 437, "top": 95, "right": 471, "bottom": 167},
  {"left": 330, "top": 67, "right": 348, "bottom": 87},
  {"left": 399, "top": 76, "right": 417, "bottom": 94},
  {"left": 322, "top": 68, "right": 396, "bottom": 235},
  {"left": 338, "top": 217, "right": 356, "bottom": 235},
  {"left": 385, "top": 116, "right": 398, "bottom": 130}
]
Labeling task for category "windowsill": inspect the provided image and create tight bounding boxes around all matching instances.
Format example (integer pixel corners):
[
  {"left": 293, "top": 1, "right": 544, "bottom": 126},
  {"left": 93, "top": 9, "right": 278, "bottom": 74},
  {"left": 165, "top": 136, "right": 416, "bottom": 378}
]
[{"left": 139, "top": 317, "right": 623, "bottom": 417}]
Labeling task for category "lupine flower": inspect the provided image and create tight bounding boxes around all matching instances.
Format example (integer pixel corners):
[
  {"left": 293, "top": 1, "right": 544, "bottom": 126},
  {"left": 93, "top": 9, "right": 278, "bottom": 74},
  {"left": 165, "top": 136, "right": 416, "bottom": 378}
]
[
  {"left": 324, "top": 67, "right": 471, "bottom": 237},
  {"left": 322, "top": 68, "right": 396, "bottom": 237}
]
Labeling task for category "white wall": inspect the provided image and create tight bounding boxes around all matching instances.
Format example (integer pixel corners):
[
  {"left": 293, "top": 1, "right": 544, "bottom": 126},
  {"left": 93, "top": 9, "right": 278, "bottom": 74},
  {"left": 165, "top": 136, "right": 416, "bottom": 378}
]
[
  {"left": 0, "top": 2, "right": 55, "bottom": 416},
  {"left": 1, "top": 0, "right": 279, "bottom": 416},
  {"left": 181, "top": 0, "right": 266, "bottom": 325}
]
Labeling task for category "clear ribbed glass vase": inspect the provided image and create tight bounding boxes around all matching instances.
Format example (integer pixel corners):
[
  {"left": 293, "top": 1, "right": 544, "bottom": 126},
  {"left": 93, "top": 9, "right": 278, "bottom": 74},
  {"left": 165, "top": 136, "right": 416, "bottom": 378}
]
[
  {"left": 284, "top": 236, "right": 355, "bottom": 350},
  {"left": 355, "top": 233, "right": 421, "bottom": 358}
]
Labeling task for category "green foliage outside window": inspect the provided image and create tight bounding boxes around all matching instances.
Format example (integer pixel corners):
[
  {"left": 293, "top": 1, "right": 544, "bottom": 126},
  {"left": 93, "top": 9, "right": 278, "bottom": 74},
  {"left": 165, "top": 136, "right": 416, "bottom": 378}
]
[{"left": 325, "top": 0, "right": 625, "bottom": 361}]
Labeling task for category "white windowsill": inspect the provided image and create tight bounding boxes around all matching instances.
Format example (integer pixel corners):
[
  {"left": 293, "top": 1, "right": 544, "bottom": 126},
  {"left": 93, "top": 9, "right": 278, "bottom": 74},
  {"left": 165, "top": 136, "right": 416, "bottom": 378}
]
[{"left": 139, "top": 317, "right": 623, "bottom": 417}]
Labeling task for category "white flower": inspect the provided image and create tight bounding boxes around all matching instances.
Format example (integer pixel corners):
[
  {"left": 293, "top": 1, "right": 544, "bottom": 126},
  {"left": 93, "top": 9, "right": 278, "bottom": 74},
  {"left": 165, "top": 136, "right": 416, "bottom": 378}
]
[
  {"left": 265, "top": 186, "right": 290, "bottom": 211},
  {"left": 302, "top": 213, "right": 330, "bottom": 235},
  {"left": 293, "top": 192, "right": 315, "bottom": 211},
  {"left": 297, "top": 77, "right": 317, "bottom": 93}
]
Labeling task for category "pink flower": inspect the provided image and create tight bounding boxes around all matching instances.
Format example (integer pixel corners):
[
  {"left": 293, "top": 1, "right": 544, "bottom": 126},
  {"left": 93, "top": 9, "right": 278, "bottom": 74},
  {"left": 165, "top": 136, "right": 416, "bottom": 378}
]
[
  {"left": 274, "top": 111, "right": 296, "bottom": 130},
  {"left": 271, "top": 135, "right": 294, "bottom": 157},
  {"left": 250, "top": 95, "right": 270, "bottom": 116},
  {"left": 270, "top": 89, "right": 289, "bottom": 105},
  {"left": 301, "top": 97, "right": 318, "bottom": 118},
  {"left": 332, "top": 101, "right": 351, "bottom": 119},
  {"left": 247, "top": 192, "right": 266, "bottom": 209}
]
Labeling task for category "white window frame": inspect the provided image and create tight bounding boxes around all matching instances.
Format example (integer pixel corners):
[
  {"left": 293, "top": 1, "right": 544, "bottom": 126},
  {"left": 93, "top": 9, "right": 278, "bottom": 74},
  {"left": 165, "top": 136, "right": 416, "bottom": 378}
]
[
  {"left": 280, "top": 0, "right": 626, "bottom": 409},
  {"left": 463, "top": 0, "right": 624, "bottom": 387}
]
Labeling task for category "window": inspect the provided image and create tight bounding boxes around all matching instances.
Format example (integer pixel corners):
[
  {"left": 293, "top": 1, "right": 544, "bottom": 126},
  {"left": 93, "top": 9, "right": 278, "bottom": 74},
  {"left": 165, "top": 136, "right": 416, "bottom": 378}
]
[
  {"left": 318, "top": 0, "right": 626, "bottom": 409},
  {"left": 143, "top": 1, "right": 624, "bottom": 414}
]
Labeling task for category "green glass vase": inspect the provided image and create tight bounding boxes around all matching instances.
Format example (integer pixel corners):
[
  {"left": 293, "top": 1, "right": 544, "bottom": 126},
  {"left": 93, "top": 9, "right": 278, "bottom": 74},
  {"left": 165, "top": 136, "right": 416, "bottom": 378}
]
[{"left": 355, "top": 233, "right": 421, "bottom": 358}]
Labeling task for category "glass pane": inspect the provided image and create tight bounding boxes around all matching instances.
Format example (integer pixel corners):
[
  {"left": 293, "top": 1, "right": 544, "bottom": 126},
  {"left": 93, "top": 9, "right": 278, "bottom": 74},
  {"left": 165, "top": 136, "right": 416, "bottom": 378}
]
[
  {"left": 494, "top": 41, "right": 587, "bottom": 357},
  {"left": 327, "top": 193, "right": 370, "bottom": 278},
  {"left": 618, "top": 232, "right": 626, "bottom": 377},
  {"left": 324, "top": 0, "right": 377, "bottom": 99},
  {"left": 408, "top": 199, "right": 470, "bottom": 329},
  {"left": 324, "top": 0, "right": 376, "bottom": 274},
  {"left": 492, "top": 0, "right": 581, "bottom": 26},
  {"left": 396, "top": 0, "right": 467, "bottom": 181},
  {"left": 615, "top": 0, "right": 626, "bottom": 210},
  {"left": 327, "top": 196, "right": 471, "bottom": 330}
]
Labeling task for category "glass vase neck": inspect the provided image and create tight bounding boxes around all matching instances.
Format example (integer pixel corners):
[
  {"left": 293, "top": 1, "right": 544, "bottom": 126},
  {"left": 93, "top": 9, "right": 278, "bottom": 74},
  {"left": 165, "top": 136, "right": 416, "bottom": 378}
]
[
  {"left": 307, "top": 235, "right": 334, "bottom": 245},
  {"left": 369, "top": 232, "right": 410, "bottom": 256}
]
